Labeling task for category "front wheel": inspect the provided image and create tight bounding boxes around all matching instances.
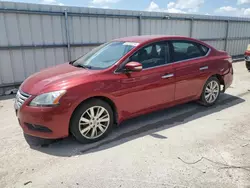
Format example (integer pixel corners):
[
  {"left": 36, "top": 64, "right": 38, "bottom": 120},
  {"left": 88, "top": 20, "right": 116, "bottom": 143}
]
[
  {"left": 70, "top": 99, "right": 114, "bottom": 144},
  {"left": 200, "top": 77, "right": 221, "bottom": 106}
]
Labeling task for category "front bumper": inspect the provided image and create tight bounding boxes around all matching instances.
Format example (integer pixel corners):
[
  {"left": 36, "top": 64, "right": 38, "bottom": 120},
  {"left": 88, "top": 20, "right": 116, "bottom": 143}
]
[{"left": 15, "top": 97, "right": 71, "bottom": 139}]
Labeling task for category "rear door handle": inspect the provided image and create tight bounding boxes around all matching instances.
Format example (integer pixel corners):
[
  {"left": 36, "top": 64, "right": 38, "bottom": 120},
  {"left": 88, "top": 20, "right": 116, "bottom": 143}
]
[
  {"left": 162, "top": 73, "right": 174, "bottom": 79},
  {"left": 200, "top": 66, "right": 208, "bottom": 71}
]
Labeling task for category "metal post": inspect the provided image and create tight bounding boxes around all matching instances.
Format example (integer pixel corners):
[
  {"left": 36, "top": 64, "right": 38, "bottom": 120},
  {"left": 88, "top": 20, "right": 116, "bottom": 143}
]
[
  {"left": 64, "top": 10, "right": 71, "bottom": 61},
  {"left": 224, "top": 20, "right": 229, "bottom": 51},
  {"left": 138, "top": 14, "right": 142, "bottom": 35},
  {"left": 190, "top": 18, "right": 194, "bottom": 37}
]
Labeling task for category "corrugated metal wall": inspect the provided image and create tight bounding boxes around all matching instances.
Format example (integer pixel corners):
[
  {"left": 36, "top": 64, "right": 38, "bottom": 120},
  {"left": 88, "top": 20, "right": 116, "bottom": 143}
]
[{"left": 0, "top": 1, "right": 250, "bottom": 94}]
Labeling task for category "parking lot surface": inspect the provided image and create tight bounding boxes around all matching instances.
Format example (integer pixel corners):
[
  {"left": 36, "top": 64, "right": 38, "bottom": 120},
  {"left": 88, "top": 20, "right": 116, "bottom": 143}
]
[{"left": 0, "top": 61, "right": 250, "bottom": 188}]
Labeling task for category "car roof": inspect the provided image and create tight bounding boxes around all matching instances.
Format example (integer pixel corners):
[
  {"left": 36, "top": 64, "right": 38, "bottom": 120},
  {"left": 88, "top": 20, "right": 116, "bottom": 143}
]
[
  {"left": 114, "top": 35, "right": 215, "bottom": 50},
  {"left": 114, "top": 35, "right": 196, "bottom": 44}
]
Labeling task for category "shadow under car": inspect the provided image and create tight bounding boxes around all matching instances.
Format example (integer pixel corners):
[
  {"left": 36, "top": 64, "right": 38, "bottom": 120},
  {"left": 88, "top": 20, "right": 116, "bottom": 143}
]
[{"left": 26, "top": 92, "right": 248, "bottom": 157}]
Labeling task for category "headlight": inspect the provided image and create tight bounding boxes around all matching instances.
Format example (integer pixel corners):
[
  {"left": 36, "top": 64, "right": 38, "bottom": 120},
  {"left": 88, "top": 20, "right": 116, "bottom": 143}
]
[{"left": 29, "top": 90, "right": 66, "bottom": 107}]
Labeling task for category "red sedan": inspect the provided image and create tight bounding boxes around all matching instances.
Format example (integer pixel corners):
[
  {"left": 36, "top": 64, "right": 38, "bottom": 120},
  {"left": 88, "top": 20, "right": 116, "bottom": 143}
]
[{"left": 15, "top": 35, "right": 233, "bottom": 143}]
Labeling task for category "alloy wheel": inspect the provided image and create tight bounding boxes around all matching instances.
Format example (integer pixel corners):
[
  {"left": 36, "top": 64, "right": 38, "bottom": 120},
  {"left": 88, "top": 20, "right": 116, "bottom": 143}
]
[
  {"left": 78, "top": 106, "right": 110, "bottom": 139},
  {"left": 204, "top": 80, "right": 220, "bottom": 103}
]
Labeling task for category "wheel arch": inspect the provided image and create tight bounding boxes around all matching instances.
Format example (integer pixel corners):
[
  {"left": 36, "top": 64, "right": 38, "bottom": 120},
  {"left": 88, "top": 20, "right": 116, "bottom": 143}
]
[
  {"left": 198, "top": 74, "right": 225, "bottom": 98},
  {"left": 213, "top": 74, "right": 225, "bottom": 92},
  {"left": 199, "top": 74, "right": 222, "bottom": 106},
  {"left": 69, "top": 96, "right": 118, "bottom": 133}
]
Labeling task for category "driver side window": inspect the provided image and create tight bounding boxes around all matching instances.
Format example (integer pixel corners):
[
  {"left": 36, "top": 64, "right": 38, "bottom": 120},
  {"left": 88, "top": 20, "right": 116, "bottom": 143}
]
[{"left": 129, "top": 42, "right": 169, "bottom": 69}]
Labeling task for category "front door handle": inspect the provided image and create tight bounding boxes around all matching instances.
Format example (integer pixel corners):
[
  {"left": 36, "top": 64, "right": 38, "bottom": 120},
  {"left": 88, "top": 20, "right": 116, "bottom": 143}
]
[
  {"left": 200, "top": 66, "right": 208, "bottom": 71},
  {"left": 162, "top": 73, "right": 174, "bottom": 79}
]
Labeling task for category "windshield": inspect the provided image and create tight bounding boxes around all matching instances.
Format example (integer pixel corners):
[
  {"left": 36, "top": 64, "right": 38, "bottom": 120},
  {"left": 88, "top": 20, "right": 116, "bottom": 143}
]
[{"left": 72, "top": 41, "right": 139, "bottom": 69}]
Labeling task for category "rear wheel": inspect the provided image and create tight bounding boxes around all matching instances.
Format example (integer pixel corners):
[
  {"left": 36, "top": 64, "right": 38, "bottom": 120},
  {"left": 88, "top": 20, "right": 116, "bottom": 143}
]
[
  {"left": 70, "top": 99, "right": 114, "bottom": 144},
  {"left": 200, "top": 77, "right": 221, "bottom": 106}
]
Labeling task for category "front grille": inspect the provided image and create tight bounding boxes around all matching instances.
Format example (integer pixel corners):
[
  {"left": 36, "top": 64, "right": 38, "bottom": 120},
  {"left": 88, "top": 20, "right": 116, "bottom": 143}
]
[{"left": 15, "top": 90, "right": 30, "bottom": 109}]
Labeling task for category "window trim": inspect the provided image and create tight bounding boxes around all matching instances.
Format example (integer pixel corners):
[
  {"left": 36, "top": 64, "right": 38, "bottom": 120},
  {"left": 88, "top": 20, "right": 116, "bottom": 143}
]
[
  {"left": 114, "top": 39, "right": 211, "bottom": 74},
  {"left": 115, "top": 40, "right": 170, "bottom": 73}
]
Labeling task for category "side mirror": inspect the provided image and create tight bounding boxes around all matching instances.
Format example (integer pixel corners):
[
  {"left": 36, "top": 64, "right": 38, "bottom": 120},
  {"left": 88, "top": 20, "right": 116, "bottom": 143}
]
[{"left": 125, "top": 62, "right": 143, "bottom": 72}]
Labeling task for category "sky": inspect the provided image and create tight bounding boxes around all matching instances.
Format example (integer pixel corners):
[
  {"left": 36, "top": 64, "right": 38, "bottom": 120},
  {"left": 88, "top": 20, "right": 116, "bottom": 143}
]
[{"left": 2, "top": 0, "right": 250, "bottom": 17}]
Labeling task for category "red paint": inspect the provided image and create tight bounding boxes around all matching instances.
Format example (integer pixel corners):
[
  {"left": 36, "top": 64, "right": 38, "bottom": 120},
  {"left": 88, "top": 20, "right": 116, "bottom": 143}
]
[
  {"left": 16, "top": 36, "right": 233, "bottom": 139},
  {"left": 125, "top": 61, "right": 143, "bottom": 72}
]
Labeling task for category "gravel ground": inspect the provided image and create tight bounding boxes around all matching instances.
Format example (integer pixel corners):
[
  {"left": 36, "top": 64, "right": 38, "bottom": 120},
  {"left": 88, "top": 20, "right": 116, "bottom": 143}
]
[{"left": 0, "top": 61, "right": 250, "bottom": 188}]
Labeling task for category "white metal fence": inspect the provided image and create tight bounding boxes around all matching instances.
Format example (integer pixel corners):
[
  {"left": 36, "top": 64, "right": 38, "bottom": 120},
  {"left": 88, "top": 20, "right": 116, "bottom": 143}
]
[{"left": 0, "top": 1, "right": 250, "bottom": 94}]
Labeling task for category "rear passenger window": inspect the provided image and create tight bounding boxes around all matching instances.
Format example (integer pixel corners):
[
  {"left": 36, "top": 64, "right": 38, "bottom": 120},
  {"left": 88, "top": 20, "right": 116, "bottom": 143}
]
[
  {"left": 200, "top": 45, "right": 209, "bottom": 55},
  {"left": 171, "top": 41, "right": 204, "bottom": 62}
]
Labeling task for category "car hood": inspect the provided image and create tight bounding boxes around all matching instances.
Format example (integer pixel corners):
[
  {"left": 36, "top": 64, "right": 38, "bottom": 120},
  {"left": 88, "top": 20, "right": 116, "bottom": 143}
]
[{"left": 20, "top": 63, "right": 97, "bottom": 95}]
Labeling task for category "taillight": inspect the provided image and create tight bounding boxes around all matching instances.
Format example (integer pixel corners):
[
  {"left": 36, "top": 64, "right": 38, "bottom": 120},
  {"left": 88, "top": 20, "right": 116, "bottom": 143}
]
[
  {"left": 225, "top": 56, "right": 233, "bottom": 74},
  {"left": 224, "top": 57, "right": 232, "bottom": 64},
  {"left": 245, "top": 50, "right": 250, "bottom": 56},
  {"left": 227, "top": 57, "right": 233, "bottom": 64}
]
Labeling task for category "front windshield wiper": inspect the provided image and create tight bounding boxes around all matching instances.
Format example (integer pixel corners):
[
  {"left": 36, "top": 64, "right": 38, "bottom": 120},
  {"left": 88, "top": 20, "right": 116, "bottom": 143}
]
[
  {"left": 74, "top": 64, "right": 92, "bottom": 69},
  {"left": 69, "top": 60, "right": 76, "bottom": 64}
]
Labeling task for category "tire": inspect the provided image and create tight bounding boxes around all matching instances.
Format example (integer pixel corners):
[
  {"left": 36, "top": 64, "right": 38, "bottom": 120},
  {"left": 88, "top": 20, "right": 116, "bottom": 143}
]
[
  {"left": 199, "top": 76, "right": 221, "bottom": 107},
  {"left": 246, "top": 61, "right": 250, "bottom": 71},
  {"left": 70, "top": 99, "right": 114, "bottom": 144}
]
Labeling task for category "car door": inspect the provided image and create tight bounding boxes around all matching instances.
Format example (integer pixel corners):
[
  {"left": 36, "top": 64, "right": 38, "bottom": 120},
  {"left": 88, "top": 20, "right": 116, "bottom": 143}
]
[
  {"left": 169, "top": 40, "right": 208, "bottom": 102},
  {"left": 115, "top": 41, "right": 175, "bottom": 116}
]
